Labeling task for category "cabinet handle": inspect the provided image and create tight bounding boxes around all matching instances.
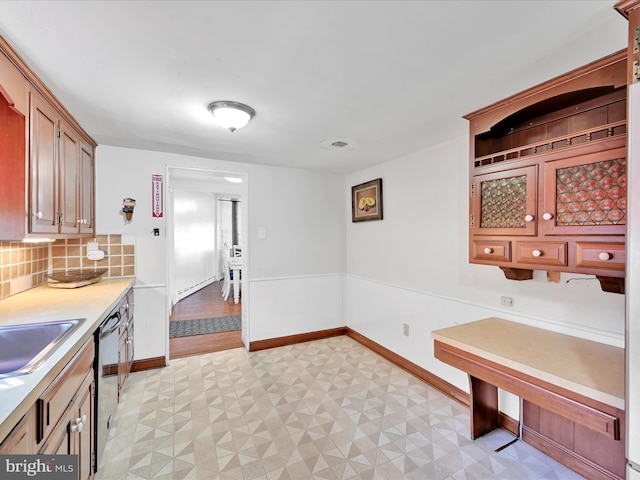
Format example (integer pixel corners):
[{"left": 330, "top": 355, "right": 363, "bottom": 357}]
[
  {"left": 71, "top": 419, "right": 83, "bottom": 433},
  {"left": 532, "top": 249, "right": 542, "bottom": 257},
  {"left": 483, "top": 247, "right": 493, "bottom": 254},
  {"left": 598, "top": 252, "right": 612, "bottom": 261},
  {"left": 35, "top": 211, "right": 43, "bottom": 219},
  {"left": 542, "top": 212, "right": 553, "bottom": 220},
  {"left": 524, "top": 214, "right": 534, "bottom": 222}
]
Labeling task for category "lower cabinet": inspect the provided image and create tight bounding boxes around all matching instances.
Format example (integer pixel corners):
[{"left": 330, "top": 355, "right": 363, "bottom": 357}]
[
  {"left": 522, "top": 400, "right": 625, "bottom": 480},
  {"left": 38, "top": 372, "right": 93, "bottom": 480},
  {"left": 117, "top": 289, "right": 134, "bottom": 400},
  {"left": 0, "top": 337, "right": 95, "bottom": 479},
  {"left": 0, "top": 407, "right": 35, "bottom": 455}
]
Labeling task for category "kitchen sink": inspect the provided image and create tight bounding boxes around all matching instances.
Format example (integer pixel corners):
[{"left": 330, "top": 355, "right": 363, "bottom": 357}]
[{"left": 0, "top": 319, "right": 85, "bottom": 378}]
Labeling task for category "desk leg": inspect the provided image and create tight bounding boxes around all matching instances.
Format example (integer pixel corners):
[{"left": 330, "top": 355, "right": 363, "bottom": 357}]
[{"left": 469, "top": 375, "right": 498, "bottom": 439}]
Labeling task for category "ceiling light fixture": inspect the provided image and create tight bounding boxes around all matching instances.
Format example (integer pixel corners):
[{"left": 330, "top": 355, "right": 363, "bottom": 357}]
[
  {"left": 224, "top": 176, "right": 243, "bottom": 184},
  {"left": 208, "top": 101, "right": 255, "bottom": 132}
]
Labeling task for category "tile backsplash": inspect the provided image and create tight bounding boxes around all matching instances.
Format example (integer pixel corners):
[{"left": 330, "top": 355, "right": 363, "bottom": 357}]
[
  {"left": 51, "top": 235, "right": 135, "bottom": 278},
  {"left": 0, "top": 242, "right": 49, "bottom": 298},
  {"left": 0, "top": 234, "right": 135, "bottom": 300}
]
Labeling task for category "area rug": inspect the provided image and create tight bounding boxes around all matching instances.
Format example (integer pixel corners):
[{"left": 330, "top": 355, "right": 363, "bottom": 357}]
[{"left": 169, "top": 315, "right": 241, "bottom": 338}]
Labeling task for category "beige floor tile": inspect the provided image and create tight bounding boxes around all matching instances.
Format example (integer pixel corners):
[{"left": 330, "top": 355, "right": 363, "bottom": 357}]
[{"left": 96, "top": 336, "right": 584, "bottom": 480}]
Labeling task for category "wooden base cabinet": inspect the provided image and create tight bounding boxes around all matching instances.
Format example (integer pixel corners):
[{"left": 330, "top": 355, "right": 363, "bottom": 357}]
[
  {"left": 0, "top": 407, "right": 35, "bottom": 455},
  {"left": 465, "top": 51, "right": 628, "bottom": 292},
  {"left": 523, "top": 400, "right": 625, "bottom": 480},
  {"left": 36, "top": 338, "right": 95, "bottom": 479},
  {"left": 117, "top": 288, "right": 134, "bottom": 400}
]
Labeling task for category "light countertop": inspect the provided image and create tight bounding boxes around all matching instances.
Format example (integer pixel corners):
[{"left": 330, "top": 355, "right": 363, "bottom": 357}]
[
  {"left": 0, "top": 277, "right": 135, "bottom": 441},
  {"left": 431, "top": 317, "right": 624, "bottom": 410}
]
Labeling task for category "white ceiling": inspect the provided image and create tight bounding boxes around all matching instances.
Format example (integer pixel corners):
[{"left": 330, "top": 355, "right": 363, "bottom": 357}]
[{"left": 0, "top": 1, "right": 628, "bottom": 174}]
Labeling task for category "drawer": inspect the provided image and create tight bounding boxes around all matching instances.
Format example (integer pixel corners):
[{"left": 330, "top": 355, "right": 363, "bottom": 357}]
[
  {"left": 37, "top": 337, "right": 94, "bottom": 444},
  {"left": 472, "top": 240, "right": 511, "bottom": 262},
  {"left": 575, "top": 242, "right": 625, "bottom": 271},
  {"left": 515, "top": 242, "right": 567, "bottom": 266}
]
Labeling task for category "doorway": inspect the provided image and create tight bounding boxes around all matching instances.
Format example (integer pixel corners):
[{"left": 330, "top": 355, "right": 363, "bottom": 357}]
[{"left": 165, "top": 167, "right": 248, "bottom": 360}]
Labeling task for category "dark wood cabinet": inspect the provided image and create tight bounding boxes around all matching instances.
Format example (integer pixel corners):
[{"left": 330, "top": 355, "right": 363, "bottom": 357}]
[
  {"left": 117, "top": 289, "right": 134, "bottom": 400},
  {"left": 36, "top": 338, "right": 95, "bottom": 478},
  {"left": 465, "top": 51, "right": 628, "bottom": 292},
  {"left": 29, "top": 89, "right": 96, "bottom": 237},
  {"left": 0, "top": 408, "right": 34, "bottom": 455},
  {"left": 0, "top": 35, "right": 96, "bottom": 241}
]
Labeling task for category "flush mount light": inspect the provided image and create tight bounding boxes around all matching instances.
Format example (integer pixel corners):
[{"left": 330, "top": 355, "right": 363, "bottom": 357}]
[
  {"left": 208, "top": 101, "right": 255, "bottom": 132},
  {"left": 224, "top": 176, "right": 243, "bottom": 184}
]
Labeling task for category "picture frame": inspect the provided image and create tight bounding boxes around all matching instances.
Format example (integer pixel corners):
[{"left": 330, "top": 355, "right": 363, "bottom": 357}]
[{"left": 351, "top": 178, "right": 383, "bottom": 222}]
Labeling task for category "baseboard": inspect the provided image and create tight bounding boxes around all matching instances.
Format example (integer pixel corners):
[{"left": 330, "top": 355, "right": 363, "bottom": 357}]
[
  {"left": 498, "top": 411, "right": 519, "bottom": 437},
  {"left": 345, "top": 327, "right": 519, "bottom": 436},
  {"left": 131, "top": 356, "right": 167, "bottom": 372},
  {"left": 344, "top": 327, "right": 470, "bottom": 408},
  {"left": 249, "top": 327, "right": 347, "bottom": 351}
]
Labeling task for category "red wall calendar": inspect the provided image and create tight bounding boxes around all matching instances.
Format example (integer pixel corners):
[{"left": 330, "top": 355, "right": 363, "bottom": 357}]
[{"left": 152, "top": 174, "right": 163, "bottom": 218}]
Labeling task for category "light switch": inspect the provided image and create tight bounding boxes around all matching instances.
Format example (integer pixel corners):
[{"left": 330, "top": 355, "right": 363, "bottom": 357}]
[{"left": 258, "top": 227, "right": 267, "bottom": 239}]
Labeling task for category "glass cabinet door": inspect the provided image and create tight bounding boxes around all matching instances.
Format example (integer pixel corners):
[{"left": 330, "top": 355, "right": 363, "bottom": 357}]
[
  {"left": 543, "top": 146, "right": 627, "bottom": 236},
  {"left": 471, "top": 165, "right": 538, "bottom": 236}
]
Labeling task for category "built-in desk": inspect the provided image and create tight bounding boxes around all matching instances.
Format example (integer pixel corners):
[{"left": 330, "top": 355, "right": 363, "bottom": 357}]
[{"left": 432, "top": 317, "right": 625, "bottom": 480}]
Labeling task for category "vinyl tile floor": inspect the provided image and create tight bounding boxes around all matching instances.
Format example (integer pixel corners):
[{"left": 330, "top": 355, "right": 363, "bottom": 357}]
[{"left": 95, "top": 336, "right": 585, "bottom": 480}]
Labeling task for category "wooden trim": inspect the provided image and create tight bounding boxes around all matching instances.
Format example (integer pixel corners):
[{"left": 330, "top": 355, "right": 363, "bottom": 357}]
[
  {"left": 131, "top": 356, "right": 166, "bottom": 372},
  {"left": 522, "top": 426, "right": 622, "bottom": 480},
  {"left": 614, "top": 0, "right": 640, "bottom": 18},
  {"left": 345, "top": 327, "right": 470, "bottom": 407},
  {"left": 498, "top": 411, "right": 519, "bottom": 437},
  {"left": 0, "top": 34, "right": 96, "bottom": 147},
  {"left": 464, "top": 50, "right": 626, "bottom": 121},
  {"left": 249, "top": 327, "right": 347, "bottom": 352}
]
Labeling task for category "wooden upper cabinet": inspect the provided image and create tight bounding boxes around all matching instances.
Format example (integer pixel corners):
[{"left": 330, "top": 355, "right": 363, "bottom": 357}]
[
  {"left": 27, "top": 85, "right": 97, "bottom": 238},
  {"left": 79, "top": 140, "right": 95, "bottom": 235},
  {"left": 59, "top": 119, "right": 81, "bottom": 234},
  {"left": 465, "top": 51, "right": 628, "bottom": 292},
  {"left": 0, "top": 35, "right": 96, "bottom": 240},
  {"left": 30, "top": 90, "right": 60, "bottom": 234},
  {"left": 471, "top": 165, "right": 538, "bottom": 237},
  {"left": 0, "top": 88, "right": 26, "bottom": 240}
]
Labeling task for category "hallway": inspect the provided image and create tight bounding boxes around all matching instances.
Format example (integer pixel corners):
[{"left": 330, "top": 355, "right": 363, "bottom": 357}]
[{"left": 169, "top": 281, "right": 243, "bottom": 359}]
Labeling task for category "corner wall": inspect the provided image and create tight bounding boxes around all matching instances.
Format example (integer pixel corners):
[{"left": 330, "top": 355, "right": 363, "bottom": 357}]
[{"left": 345, "top": 135, "right": 625, "bottom": 418}]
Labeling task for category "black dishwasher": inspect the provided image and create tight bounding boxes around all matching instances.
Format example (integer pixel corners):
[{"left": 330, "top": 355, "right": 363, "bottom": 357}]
[{"left": 93, "top": 298, "right": 124, "bottom": 471}]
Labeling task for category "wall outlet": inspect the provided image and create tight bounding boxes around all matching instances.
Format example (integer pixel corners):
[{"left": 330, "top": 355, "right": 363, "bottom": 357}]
[
  {"left": 403, "top": 323, "right": 410, "bottom": 337},
  {"left": 500, "top": 296, "right": 513, "bottom": 307}
]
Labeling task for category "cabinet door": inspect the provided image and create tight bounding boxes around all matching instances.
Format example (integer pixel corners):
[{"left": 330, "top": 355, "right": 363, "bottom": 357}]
[
  {"left": 471, "top": 165, "right": 538, "bottom": 236},
  {"left": 30, "top": 90, "right": 59, "bottom": 234},
  {"left": 79, "top": 140, "right": 95, "bottom": 235},
  {"left": 543, "top": 146, "right": 627, "bottom": 236},
  {"left": 0, "top": 410, "right": 34, "bottom": 454},
  {"left": 59, "top": 120, "right": 80, "bottom": 234},
  {"left": 75, "top": 373, "right": 94, "bottom": 480}
]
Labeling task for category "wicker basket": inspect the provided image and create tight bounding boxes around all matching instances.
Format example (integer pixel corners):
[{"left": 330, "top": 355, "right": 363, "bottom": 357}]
[{"left": 46, "top": 269, "right": 108, "bottom": 288}]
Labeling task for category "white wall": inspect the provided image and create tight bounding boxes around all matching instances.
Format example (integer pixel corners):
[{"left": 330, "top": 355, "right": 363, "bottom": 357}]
[
  {"left": 172, "top": 189, "right": 217, "bottom": 301},
  {"left": 95, "top": 145, "right": 345, "bottom": 356},
  {"left": 345, "top": 134, "right": 626, "bottom": 419}
]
